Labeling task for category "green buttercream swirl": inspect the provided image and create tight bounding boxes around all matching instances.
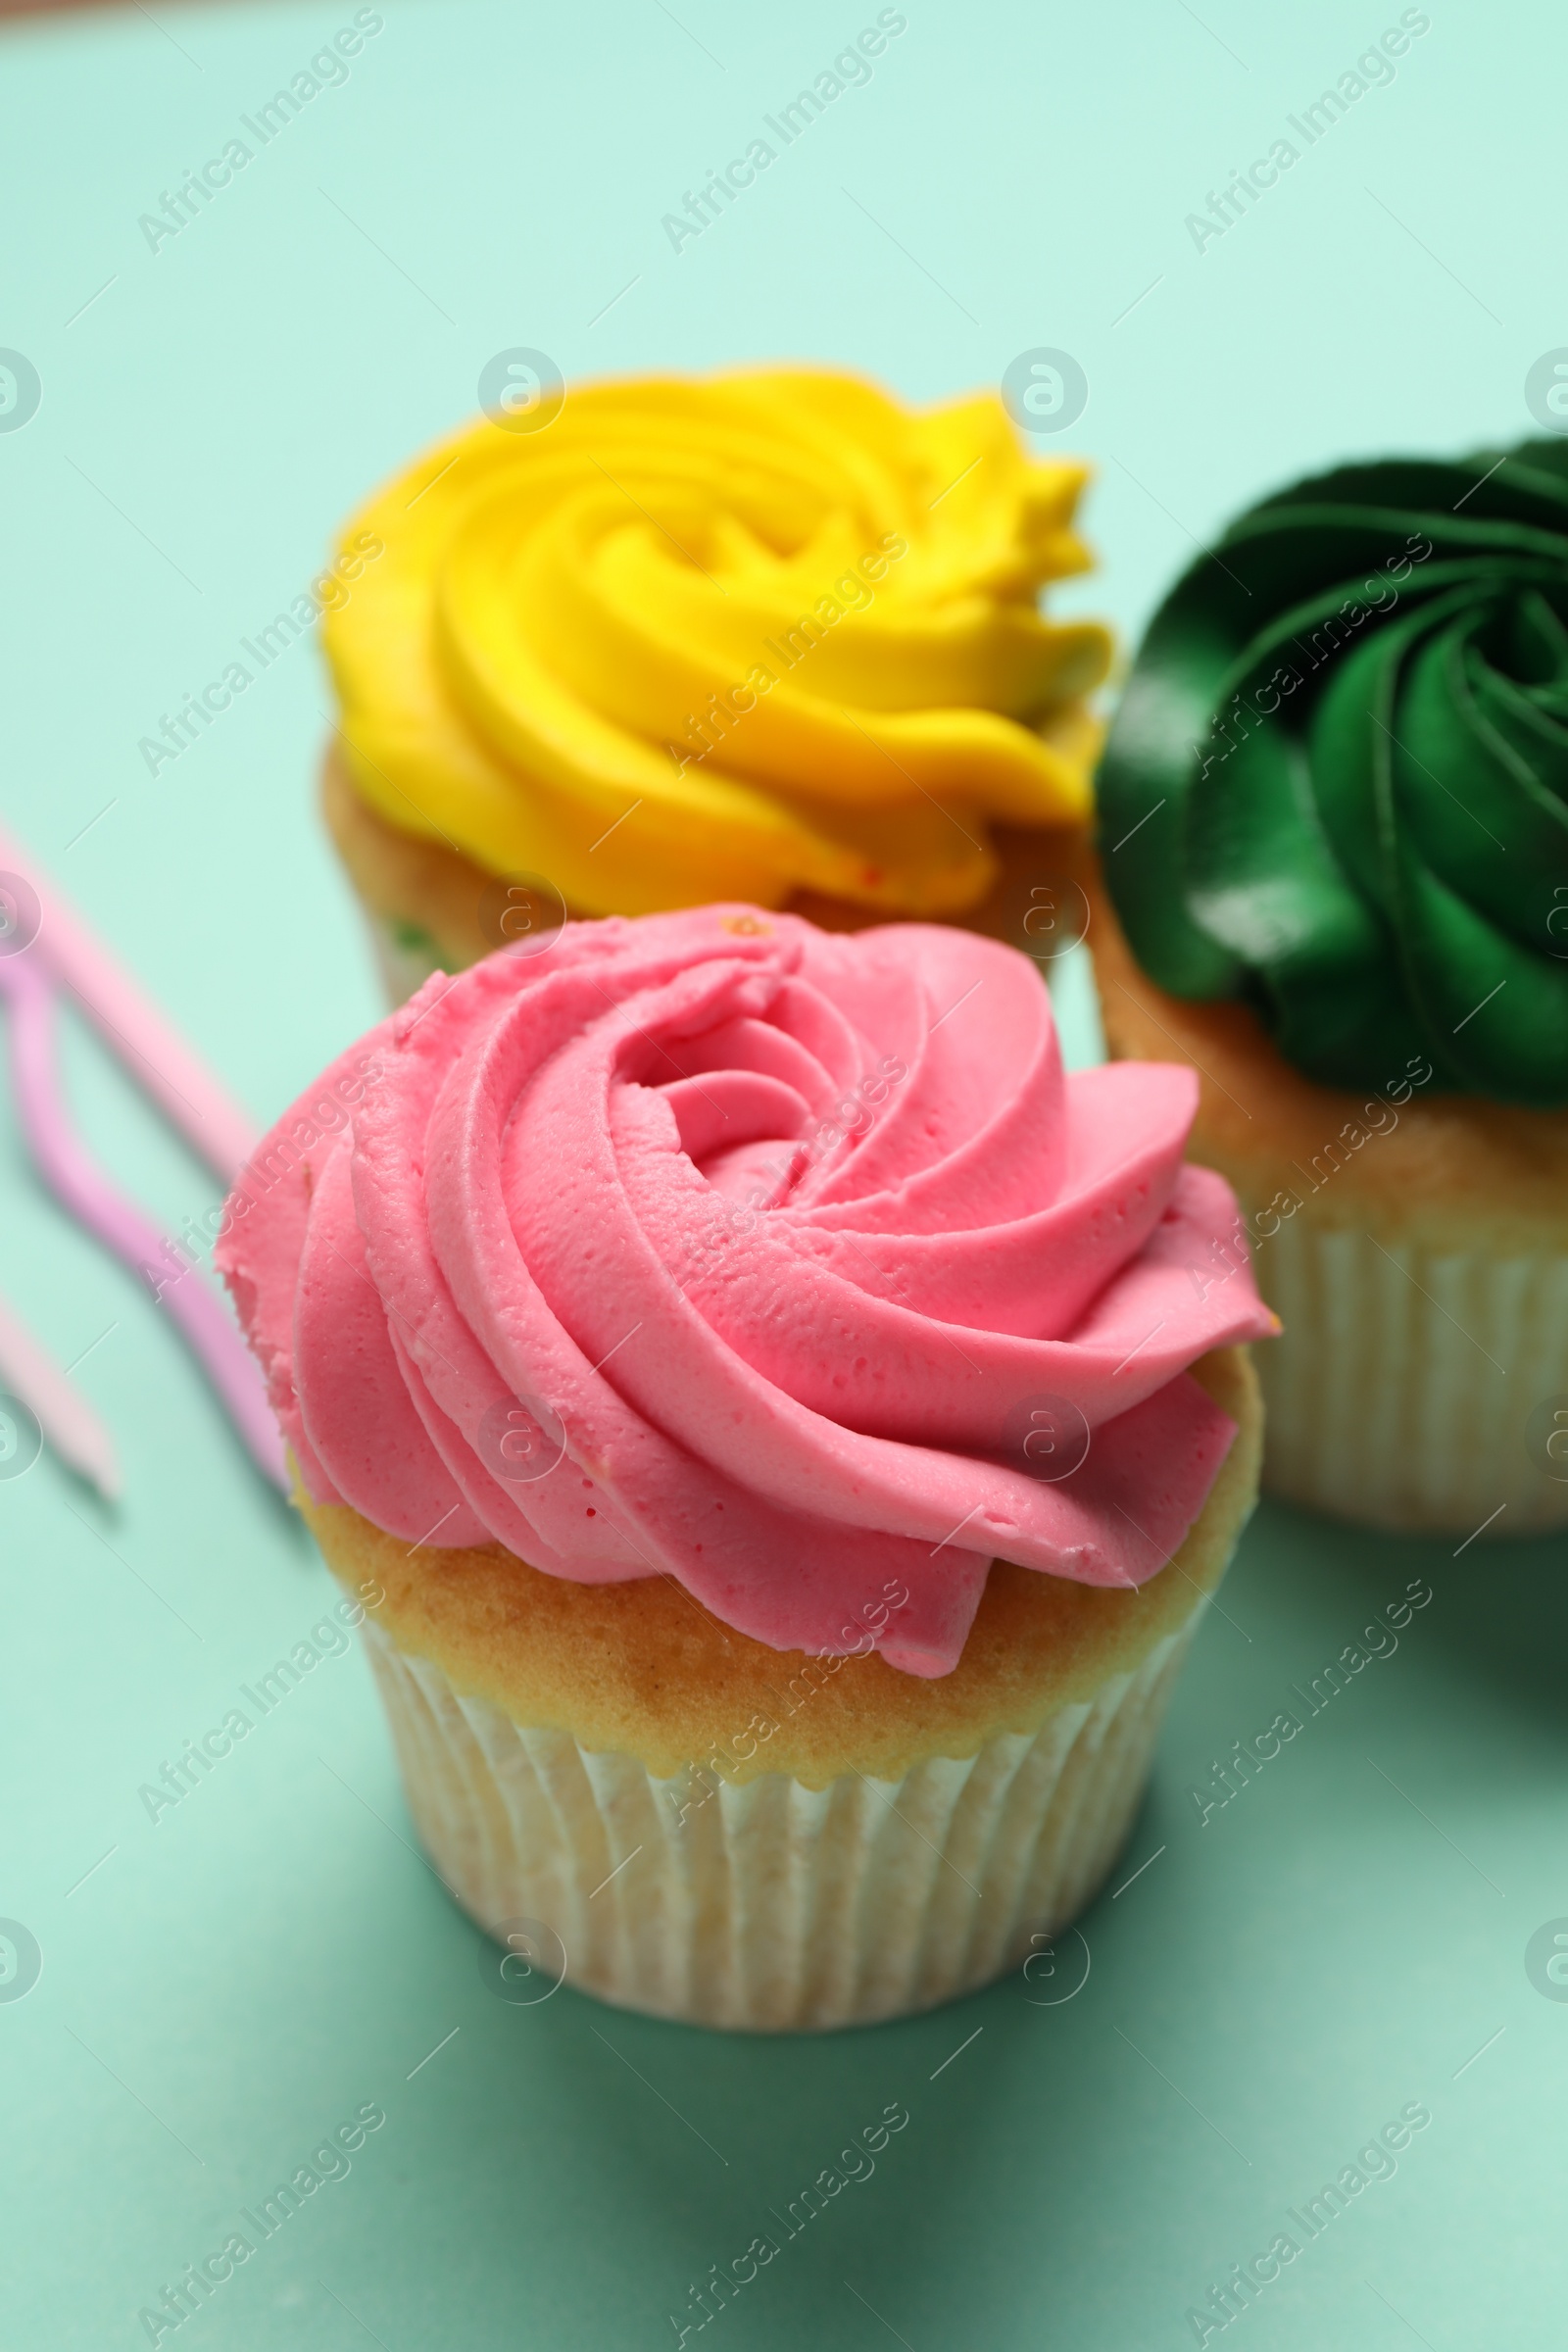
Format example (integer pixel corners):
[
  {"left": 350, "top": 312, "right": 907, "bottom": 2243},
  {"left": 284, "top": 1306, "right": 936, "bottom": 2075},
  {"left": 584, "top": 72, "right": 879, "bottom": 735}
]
[{"left": 1097, "top": 441, "right": 1568, "bottom": 1105}]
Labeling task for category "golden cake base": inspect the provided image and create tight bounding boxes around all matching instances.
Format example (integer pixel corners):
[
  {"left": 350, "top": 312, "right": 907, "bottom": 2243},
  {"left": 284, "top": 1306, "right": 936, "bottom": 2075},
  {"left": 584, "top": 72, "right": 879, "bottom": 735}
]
[{"left": 319, "top": 746, "right": 1092, "bottom": 1002}]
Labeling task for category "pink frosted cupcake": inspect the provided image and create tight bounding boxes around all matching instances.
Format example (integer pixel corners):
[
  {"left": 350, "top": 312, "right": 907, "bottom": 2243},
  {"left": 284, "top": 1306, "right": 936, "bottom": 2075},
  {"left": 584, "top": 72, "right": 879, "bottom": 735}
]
[{"left": 219, "top": 908, "right": 1273, "bottom": 2029}]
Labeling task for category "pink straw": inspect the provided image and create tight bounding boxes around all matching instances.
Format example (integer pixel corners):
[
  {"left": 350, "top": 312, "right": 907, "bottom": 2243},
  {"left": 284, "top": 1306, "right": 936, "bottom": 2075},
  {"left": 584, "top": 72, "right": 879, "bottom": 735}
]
[{"left": 0, "top": 948, "right": 284, "bottom": 1490}]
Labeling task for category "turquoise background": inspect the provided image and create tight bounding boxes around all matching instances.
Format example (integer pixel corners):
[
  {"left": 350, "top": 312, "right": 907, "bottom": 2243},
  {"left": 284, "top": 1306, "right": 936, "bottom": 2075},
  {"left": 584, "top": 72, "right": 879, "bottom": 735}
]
[{"left": 2, "top": 0, "right": 1565, "bottom": 2343}]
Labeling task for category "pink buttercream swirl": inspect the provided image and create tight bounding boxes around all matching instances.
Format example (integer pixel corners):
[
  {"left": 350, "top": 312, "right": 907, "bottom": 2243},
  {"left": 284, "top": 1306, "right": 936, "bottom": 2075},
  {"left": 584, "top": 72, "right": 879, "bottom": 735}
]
[{"left": 218, "top": 907, "right": 1274, "bottom": 1677}]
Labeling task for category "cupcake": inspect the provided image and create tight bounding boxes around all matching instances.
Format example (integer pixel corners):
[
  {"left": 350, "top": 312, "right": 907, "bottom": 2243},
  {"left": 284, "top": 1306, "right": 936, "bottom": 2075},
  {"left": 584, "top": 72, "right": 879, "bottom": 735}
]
[
  {"left": 1092, "top": 440, "right": 1568, "bottom": 1536},
  {"left": 318, "top": 368, "right": 1112, "bottom": 1002},
  {"left": 218, "top": 908, "right": 1273, "bottom": 2029}
]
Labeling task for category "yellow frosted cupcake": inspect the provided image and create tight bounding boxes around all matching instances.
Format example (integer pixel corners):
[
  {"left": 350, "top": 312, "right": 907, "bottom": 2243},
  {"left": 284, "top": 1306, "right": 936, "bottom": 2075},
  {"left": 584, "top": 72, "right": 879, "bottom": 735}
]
[{"left": 318, "top": 367, "right": 1111, "bottom": 999}]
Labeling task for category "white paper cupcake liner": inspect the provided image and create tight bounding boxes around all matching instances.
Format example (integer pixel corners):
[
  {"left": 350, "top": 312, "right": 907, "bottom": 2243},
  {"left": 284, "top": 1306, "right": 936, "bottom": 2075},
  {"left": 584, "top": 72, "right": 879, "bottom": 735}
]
[
  {"left": 358, "top": 1609, "right": 1201, "bottom": 2032},
  {"left": 1245, "top": 1211, "right": 1568, "bottom": 1535}
]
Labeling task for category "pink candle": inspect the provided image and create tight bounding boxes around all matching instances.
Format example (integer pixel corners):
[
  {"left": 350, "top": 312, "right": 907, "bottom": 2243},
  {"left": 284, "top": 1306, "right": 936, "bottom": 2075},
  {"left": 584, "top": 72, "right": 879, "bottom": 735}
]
[{"left": 0, "top": 819, "right": 259, "bottom": 1181}]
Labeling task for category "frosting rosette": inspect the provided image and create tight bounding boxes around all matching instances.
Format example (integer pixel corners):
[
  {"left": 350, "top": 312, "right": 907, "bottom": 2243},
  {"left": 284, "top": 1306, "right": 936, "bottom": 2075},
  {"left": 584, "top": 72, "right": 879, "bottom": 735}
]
[
  {"left": 1098, "top": 441, "right": 1568, "bottom": 1107},
  {"left": 218, "top": 909, "right": 1272, "bottom": 1678},
  {"left": 322, "top": 368, "right": 1111, "bottom": 920}
]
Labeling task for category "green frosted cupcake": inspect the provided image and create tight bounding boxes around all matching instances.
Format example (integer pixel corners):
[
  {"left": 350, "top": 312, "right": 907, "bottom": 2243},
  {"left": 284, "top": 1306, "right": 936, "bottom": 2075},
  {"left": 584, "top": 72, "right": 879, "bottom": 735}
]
[{"left": 1088, "top": 440, "right": 1568, "bottom": 1534}]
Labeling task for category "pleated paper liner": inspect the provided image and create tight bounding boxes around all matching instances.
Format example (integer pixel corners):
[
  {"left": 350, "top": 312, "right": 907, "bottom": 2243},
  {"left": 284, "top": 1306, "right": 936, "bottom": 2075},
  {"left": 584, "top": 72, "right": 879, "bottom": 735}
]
[
  {"left": 1242, "top": 1217, "right": 1568, "bottom": 1533},
  {"left": 360, "top": 1608, "right": 1199, "bottom": 2032}
]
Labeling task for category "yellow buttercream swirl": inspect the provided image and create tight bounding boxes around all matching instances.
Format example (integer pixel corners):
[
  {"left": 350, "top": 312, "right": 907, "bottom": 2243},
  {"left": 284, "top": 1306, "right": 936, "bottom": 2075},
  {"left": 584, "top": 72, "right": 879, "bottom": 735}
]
[{"left": 323, "top": 368, "right": 1112, "bottom": 917}]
